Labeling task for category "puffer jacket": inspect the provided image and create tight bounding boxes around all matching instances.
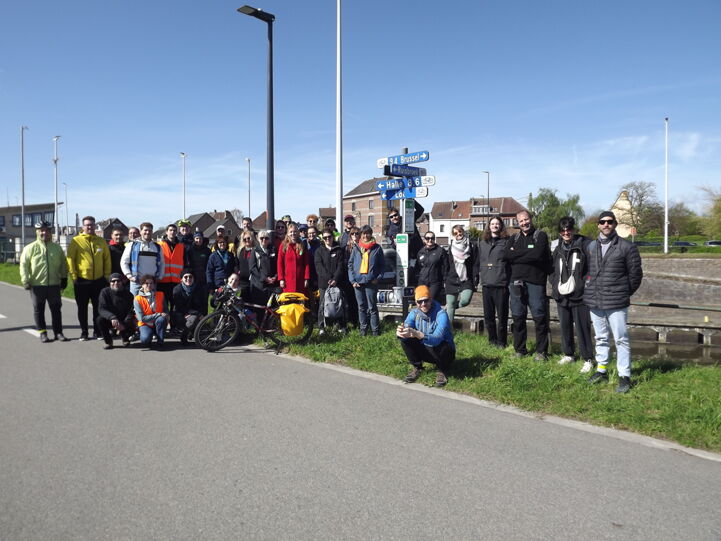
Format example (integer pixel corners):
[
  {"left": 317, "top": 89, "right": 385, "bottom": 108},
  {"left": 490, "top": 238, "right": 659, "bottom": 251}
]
[
  {"left": 67, "top": 232, "right": 111, "bottom": 282},
  {"left": 549, "top": 234, "right": 590, "bottom": 306},
  {"left": 583, "top": 233, "right": 643, "bottom": 310},
  {"left": 416, "top": 244, "right": 448, "bottom": 288},
  {"left": 402, "top": 300, "right": 455, "bottom": 349},
  {"left": 315, "top": 244, "right": 346, "bottom": 288},
  {"left": 20, "top": 237, "right": 68, "bottom": 287},
  {"left": 477, "top": 236, "right": 510, "bottom": 287},
  {"left": 348, "top": 242, "right": 385, "bottom": 285}
]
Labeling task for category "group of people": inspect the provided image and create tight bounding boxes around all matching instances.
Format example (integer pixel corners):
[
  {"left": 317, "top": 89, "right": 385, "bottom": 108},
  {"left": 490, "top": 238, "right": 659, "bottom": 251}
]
[
  {"left": 20, "top": 206, "right": 642, "bottom": 393},
  {"left": 396, "top": 209, "right": 642, "bottom": 394}
]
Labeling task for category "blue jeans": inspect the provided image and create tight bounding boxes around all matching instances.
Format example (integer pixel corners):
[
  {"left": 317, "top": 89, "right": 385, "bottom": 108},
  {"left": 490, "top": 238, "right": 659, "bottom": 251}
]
[
  {"left": 139, "top": 315, "right": 167, "bottom": 345},
  {"left": 354, "top": 284, "right": 379, "bottom": 334},
  {"left": 589, "top": 308, "right": 631, "bottom": 377}
]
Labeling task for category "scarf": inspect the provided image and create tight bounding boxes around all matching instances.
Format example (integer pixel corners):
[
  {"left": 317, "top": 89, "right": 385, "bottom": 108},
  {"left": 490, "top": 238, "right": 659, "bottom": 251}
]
[
  {"left": 138, "top": 289, "right": 156, "bottom": 311},
  {"left": 358, "top": 239, "right": 376, "bottom": 274},
  {"left": 598, "top": 231, "right": 616, "bottom": 258},
  {"left": 181, "top": 281, "right": 195, "bottom": 295},
  {"left": 217, "top": 249, "right": 229, "bottom": 265},
  {"left": 449, "top": 236, "right": 470, "bottom": 282}
]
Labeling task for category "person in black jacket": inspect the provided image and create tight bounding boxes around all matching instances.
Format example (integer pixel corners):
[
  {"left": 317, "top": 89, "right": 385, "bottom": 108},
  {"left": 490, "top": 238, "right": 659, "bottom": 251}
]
[
  {"left": 108, "top": 229, "right": 126, "bottom": 277},
  {"left": 172, "top": 269, "right": 207, "bottom": 345},
  {"left": 315, "top": 228, "right": 348, "bottom": 332},
  {"left": 583, "top": 211, "right": 643, "bottom": 394},
  {"left": 477, "top": 216, "right": 511, "bottom": 348},
  {"left": 549, "top": 217, "right": 593, "bottom": 371},
  {"left": 249, "top": 230, "right": 278, "bottom": 306},
  {"left": 444, "top": 225, "right": 478, "bottom": 322},
  {"left": 96, "top": 273, "right": 136, "bottom": 349},
  {"left": 416, "top": 231, "right": 448, "bottom": 303},
  {"left": 235, "top": 230, "right": 256, "bottom": 301},
  {"left": 506, "top": 210, "right": 552, "bottom": 360}
]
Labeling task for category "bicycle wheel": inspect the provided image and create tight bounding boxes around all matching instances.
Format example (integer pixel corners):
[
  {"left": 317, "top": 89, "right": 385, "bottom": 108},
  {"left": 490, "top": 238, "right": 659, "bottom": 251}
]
[
  {"left": 262, "top": 309, "right": 314, "bottom": 348},
  {"left": 193, "top": 311, "right": 241, "bottom": 352}
]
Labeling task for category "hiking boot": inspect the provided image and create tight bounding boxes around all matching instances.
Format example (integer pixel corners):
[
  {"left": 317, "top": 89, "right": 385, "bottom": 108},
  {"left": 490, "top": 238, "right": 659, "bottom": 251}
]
[
  {"left": 434, "top": 371, "right": 448, "bottom": 387},
  {"left": 39, "top": 332, "right": 51, "bottom": 343},
  {"left": 580, "top": 360, "right": 594, "bottom": 374},
  {"left": 404, "top": 366, "right": 422, "bottom": 383},
  {"left": 557, "top": 355, "right": 575, "bottom": 365},
  {"left": 588, "top": 371, "right": 609, "bottom": 384},
  {"left": 54, "top": 333, "right": 69, "bottom": 342},
  {"left": 534, "top": 353, "right": 548, "bottom": 362},
  {"left": 79, "top": 332, "right": 89, "bottom": 342},
  {"left": 616, "top": 376, "right": 631, "bottom": 394}
]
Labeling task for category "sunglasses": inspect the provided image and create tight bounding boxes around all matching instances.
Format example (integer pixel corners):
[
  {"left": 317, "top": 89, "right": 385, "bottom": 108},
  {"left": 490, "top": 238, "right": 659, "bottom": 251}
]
[
  {"left": 424, "top": 237, "right": 435, "bottom": 241},
  {"left": 389, "top": 214, "right": 399, "bottom": 219},
  {"left": 259, "top": 236, "right": 270, "bottom": 240},
  {"left": 598, "top": 219, "right": 614, "bottom": 225},
  {"left": 322, "top": 236, "right": 333, "bottom": 240},
  {"left": 416, "top": 298, "right": 431, "bottom": 305},
  {"left": 243, "top": 238, "right": 252, "bottom": 241}
]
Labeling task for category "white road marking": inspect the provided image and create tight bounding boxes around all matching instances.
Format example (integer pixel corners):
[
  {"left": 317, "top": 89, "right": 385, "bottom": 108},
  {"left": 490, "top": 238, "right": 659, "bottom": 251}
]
[
  {"left": 0, "top": 314, "right": 7, "bottom": 319},
  {"left": 23, "top": 328, "right": 41, "bottom": 337}
]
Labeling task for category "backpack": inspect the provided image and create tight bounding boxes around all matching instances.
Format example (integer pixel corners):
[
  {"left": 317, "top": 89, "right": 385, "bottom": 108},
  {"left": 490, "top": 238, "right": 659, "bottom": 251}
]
[
  {"left": 323, "top": 286, "right": 345, "bottom": 320},
  {"left": 276, "top": 292, "right": 309, "bottom": 336}
]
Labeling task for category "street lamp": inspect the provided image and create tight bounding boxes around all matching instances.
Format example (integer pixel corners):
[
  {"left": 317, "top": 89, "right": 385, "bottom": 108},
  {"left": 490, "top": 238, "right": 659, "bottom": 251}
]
[
  {"left": 20, "top": 126, "right": 28, "bottom": 250},
  {"left": 62, "top": 182, "right": 69, "bottom": 234},
  {"left": 245, "top": 157, "right": 251, "bottom": 220},
  {"left": 180, "top": 152, "right": 187, "bottom": 219},
  {"left": 53, "top": 136, "right": 61, "bottom": 242},
  {"left": 482, "top": 170, "right": 490, "bottom": 222},
  {"left": 237, "top": 4, "right": 275, "bottom": 231}
]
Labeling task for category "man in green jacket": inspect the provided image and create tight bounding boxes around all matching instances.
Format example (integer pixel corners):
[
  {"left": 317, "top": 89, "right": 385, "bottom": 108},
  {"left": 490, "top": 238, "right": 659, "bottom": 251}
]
[{"left": 20, "top": 221, "right": 69, "bottom": 343}]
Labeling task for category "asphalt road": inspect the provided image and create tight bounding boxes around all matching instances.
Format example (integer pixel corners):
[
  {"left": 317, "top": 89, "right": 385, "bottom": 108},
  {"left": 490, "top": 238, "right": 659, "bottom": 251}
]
[{"left": 1, "top": 282, "right": 720, "bottom": 540}]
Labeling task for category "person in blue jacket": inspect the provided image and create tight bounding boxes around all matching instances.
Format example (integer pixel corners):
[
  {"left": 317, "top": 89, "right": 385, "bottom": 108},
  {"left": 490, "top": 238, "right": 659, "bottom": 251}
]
[
  {"left": 206, "top": 236, "right": 237, "bottom": 289},
  {"left": 397, "top": 285, "right": 456, "bottom": 387},
  {"left": 348, "top": 225, "right": 385, "bottom": 336}
]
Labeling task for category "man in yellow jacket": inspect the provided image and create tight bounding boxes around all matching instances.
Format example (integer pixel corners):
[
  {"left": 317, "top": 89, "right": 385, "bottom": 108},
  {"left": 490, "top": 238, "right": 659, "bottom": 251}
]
[
  {"left": 20, "top": 221, "right": 70, "bottom": 343},
  {"left": 66, "top": 215, "right": 111, "bottom": 340}
]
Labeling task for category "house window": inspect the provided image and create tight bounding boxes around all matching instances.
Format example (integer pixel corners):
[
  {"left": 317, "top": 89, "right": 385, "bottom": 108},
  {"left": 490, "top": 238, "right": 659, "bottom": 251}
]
[
  {"left": 43, "top": 211, "right": 54, "bottom": 223},
  {"left": 12, "top": 215, "right": 21, "bottom": 226},
  {"left": 474, "top": 221, "right": 483, "bottom": 230},
  {"left": 368, "top": 215, "right": 374, "bottom": 228},
  {"left": 504, "top": 218, "right": 511, "bottom": 226},
  {"left": 439, "top": 224, "right": 445, "bottom": 233},
  {"left": 368, "top": 199, "right": 374, "bottom": 209},
  {"left": 32, "top": 213, "right": 43, "bottom": 225},
  {"left": 24, "top": 215, "right": 32, "bottom": 226},
  {"left": 0, "top": 216, "right": 4, "bottom": 226},
  {"left": 351, "top": 202, "right": 356, "bottom": 211}
]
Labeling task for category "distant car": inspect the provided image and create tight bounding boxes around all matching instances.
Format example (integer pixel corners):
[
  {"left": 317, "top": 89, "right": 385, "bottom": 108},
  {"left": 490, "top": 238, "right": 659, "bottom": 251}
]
[
  {"left": 672, "top": 241, "right": 697, "bottom": 247},
  {"left": 633, "top": 241, "right": 662, "bottom": 246},
  {"left": 704, "top": 240, "right": 721, "bottom": 247}
]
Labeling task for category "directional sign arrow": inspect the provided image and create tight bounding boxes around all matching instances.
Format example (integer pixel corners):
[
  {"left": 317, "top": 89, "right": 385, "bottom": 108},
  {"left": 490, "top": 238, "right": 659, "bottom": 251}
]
[
  {"left": 376, "top": 179, "right": 405, "bottom": 192},
  {"left": 384, "top": 164, "right": 427, "bottom": 177},
  {"left": 377, "top": 150, "right": 430, "bottom": 169},
  {"left": 381, "top": 186, "right": 429, "bottom": 200}
]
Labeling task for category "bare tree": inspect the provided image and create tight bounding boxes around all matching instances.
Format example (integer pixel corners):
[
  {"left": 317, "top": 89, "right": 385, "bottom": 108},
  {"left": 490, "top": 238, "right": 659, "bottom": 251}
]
[{"left": 621, "top": 181, "right": 659, "bottom": 234}]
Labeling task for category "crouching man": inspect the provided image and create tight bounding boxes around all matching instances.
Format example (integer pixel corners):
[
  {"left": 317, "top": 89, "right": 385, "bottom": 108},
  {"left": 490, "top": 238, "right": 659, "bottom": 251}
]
[
  {"left": 97, "top": 272, "right": 136, "bottom": 349},
  {"left": 172, "top": 269, "right": 207, "bottom": 346},
  {"left": 397, "top": 285, "right": 456, "bottom": 387}
]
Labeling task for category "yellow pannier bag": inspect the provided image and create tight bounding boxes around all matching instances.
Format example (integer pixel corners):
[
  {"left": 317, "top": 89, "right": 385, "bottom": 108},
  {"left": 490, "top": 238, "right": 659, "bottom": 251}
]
[{"left": 276, "top": 292, "right": 309, "bottom": 337}]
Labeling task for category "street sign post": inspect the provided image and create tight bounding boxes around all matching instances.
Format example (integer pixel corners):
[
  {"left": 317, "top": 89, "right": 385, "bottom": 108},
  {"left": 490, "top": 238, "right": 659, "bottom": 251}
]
[
  {"left": 383, "top": 164, "right": 427, "bottom": 177},
  {"left": 376, "top": 150, "right": 429, "bottom": 169},
  {"left": 380, "top": 186, "right": 428, "bottom": 200},
  {"left": 404, "top": 199, "right": 415, "bottom": 233}
]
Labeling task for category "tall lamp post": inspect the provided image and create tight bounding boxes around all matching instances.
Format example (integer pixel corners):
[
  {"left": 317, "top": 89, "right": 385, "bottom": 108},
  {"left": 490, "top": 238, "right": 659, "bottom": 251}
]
[
  {"left": 245, "top": 157, "right": 251, "bottom": 220},
  {"left": 663, "top": 117, "right": 669, "bottom": 255},
  {"left": 335, "top": 0, "right": 343, "bottom": 227},
  {"left": 53, "top": 136, "right": 61, "bottom": 242},
  {"left": 63, "top": 182, "right": 69, "bottom": 234},
  {"left": 180, "top": 152, "right": 187, "bottom": 219},
  {"left": 20, "top": 126, "right": 28, "bottom": 250},
  {"left": 237, "top": 4, "right": 275, "bottom": 231},
  {"left": 482, "top": 170, "right": 490, "bottom": 223}
]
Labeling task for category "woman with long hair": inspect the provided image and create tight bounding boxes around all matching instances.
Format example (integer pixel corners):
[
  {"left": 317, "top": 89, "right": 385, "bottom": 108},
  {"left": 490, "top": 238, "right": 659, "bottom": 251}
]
[
  {"left": 477, "top": 215, "right": 510, "bottom": 348},
  {"left": 235, "top": 230, "right": 256, "bottom": 300},
  {"left": 444, "top": 225, "right": 478, "bottom": 322},
  {"left": 249, "top": 229, "right": 278, "bottom": 306},
  {"left": 277, "top": 223, "right": 310, "bottom": 295}
]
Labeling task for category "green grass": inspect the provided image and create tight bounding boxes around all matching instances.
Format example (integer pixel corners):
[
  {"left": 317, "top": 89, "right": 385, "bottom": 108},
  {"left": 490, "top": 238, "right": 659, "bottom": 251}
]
[
  {"left": 3, "top": 261, "right": 720, "bottom": 452},
  {"left": 0, "top": 262, "right": 75, "bottom": 297},
  {"left": 279, "top": 322, "right": 721, "bottom": 452}
]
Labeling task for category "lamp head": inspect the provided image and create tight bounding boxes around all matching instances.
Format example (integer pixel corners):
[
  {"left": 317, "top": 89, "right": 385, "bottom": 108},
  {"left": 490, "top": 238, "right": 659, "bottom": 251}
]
[{"left": 237, "top": 5, "right": 275, "bottom": 22}]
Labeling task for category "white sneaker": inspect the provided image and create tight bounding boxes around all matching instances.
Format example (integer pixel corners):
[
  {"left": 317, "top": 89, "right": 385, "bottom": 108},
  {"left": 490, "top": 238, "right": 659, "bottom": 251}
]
[
  {"left": 558, "top": 355, "right": 575, "bottom": 365},
  {"left": 580, "top": 360, "right": 594, "bottom": 374}
]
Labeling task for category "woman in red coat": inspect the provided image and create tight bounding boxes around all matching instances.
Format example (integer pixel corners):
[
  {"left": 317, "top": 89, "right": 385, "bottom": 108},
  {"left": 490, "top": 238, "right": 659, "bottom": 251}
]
[{"left": 277, "top": 223, "right": 310, "bottom": 295}]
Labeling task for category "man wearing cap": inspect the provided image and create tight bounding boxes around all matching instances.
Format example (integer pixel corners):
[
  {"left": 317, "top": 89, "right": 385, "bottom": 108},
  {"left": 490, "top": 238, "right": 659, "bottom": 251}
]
[
  {"left": 172, "top": 269, "right": 207, "bottom": 346},
  {"left": 158, "top": 223, "right": 186, "bottom": 320},
  {"left": 212, "top": 225, "right": 235, "bottom": 253},
  {"left": 397, "top": 285, "right": 455, "bottom": 387},
  {"left": 187, "top": 232, "right": 211, "bottom": 309},
  {"left": 324, "top": 218, "right": 339, "bottom": 240},
  {"left": 177, "top": 219, "right": 194, "bottom": 250},
  {"left": 97, "top": 273, "right": 136, "bottom": 349},
  {"left": 121, "top": 222, "right": 164, "bottom": 296},
  {"left": 339, "top": 215, "right": 356, "bottom": 249},
  {"left": 20, "top": 221, "right": 69, "bottom": 343},
  {"left": 67, "top": 215, "right": 112, "bottom": 341},
  {"left": 108, "top": 228, "right": 126, "bottom": 276},
  {"left": 583, "top": 211, "right": 643, "bottom": 393}
]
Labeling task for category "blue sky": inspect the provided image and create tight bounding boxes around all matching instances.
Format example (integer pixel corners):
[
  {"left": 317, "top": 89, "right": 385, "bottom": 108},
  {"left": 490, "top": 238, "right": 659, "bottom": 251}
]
[{"left": 1, "top": 0, "right": 720, "bottom": 229}]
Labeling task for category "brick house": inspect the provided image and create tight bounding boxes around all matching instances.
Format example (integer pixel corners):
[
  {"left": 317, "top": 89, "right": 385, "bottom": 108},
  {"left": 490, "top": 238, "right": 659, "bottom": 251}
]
[{"left": 428, "top": 196, "right": 527, "bottom": 244}]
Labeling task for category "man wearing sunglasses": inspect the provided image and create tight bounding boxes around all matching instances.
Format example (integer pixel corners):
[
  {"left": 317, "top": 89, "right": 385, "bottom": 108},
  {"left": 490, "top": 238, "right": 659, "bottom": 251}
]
[
  {"left": 397, "top": 285, "right": 455, "bottom": 387},
  {"left": 97, "top": 272, "right": 136, "bottom": 349},
  {"left": 583, "top": 211, "right": 642, "bottom": 394}
]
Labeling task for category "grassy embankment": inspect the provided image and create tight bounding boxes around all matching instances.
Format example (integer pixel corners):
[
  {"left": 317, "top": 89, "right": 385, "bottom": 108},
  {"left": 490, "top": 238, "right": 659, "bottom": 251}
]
[{"left": 2, "top": 262, "right": 720, "bottom": 452}]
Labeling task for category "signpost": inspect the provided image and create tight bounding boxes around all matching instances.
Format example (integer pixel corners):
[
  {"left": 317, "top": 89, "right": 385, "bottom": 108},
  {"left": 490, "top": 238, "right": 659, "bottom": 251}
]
[
  {"left": 383, "top": 164, "right": 427, "bottom": 177},
  {"left": 376, "top": 150, "right": 429, "bottom": 169},
  {"left": 380, "top": 186, "right": 428, "bottom": 200}
]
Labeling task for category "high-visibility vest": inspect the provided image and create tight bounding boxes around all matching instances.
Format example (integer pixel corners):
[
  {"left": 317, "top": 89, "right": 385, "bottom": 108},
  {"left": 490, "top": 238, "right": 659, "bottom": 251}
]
[
  {"left": 135, "top": 291, "right": 165, "bottom": 327},
  {"left": 159, "top": 242, "right": 184, "bottom": 283}
]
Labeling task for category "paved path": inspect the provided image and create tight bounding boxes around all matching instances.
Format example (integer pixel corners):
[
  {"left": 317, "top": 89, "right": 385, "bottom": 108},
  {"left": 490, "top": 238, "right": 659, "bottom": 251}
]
[{"left": 1, "top": 282, "right": 720, "bottom": 540}]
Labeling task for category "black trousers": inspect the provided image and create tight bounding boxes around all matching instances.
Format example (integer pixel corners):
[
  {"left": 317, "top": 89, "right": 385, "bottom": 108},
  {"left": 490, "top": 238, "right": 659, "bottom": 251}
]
[
  {"left": 482, "top": 286, "right": 509, "bottom": 347},
  {"left": 157, "top": 282, "right": 177, "bottom": 321},
  {"left": 400, "top": 337, "right": 455, "bottom": 372},
  {"left": 556, "top": 302, "right": 594, "bottom": 360},
  {"left": 74, "top": 278, "right": 106, "bottom": 335},
  {"left": 171, "top": 311, "right": 201, "bottom": 339},
  {"left": 30, "top": 285, "right": 63, "bottom": 335},
  {"left": 96, "top": 315, "right": 136, "bottom": 346}
]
